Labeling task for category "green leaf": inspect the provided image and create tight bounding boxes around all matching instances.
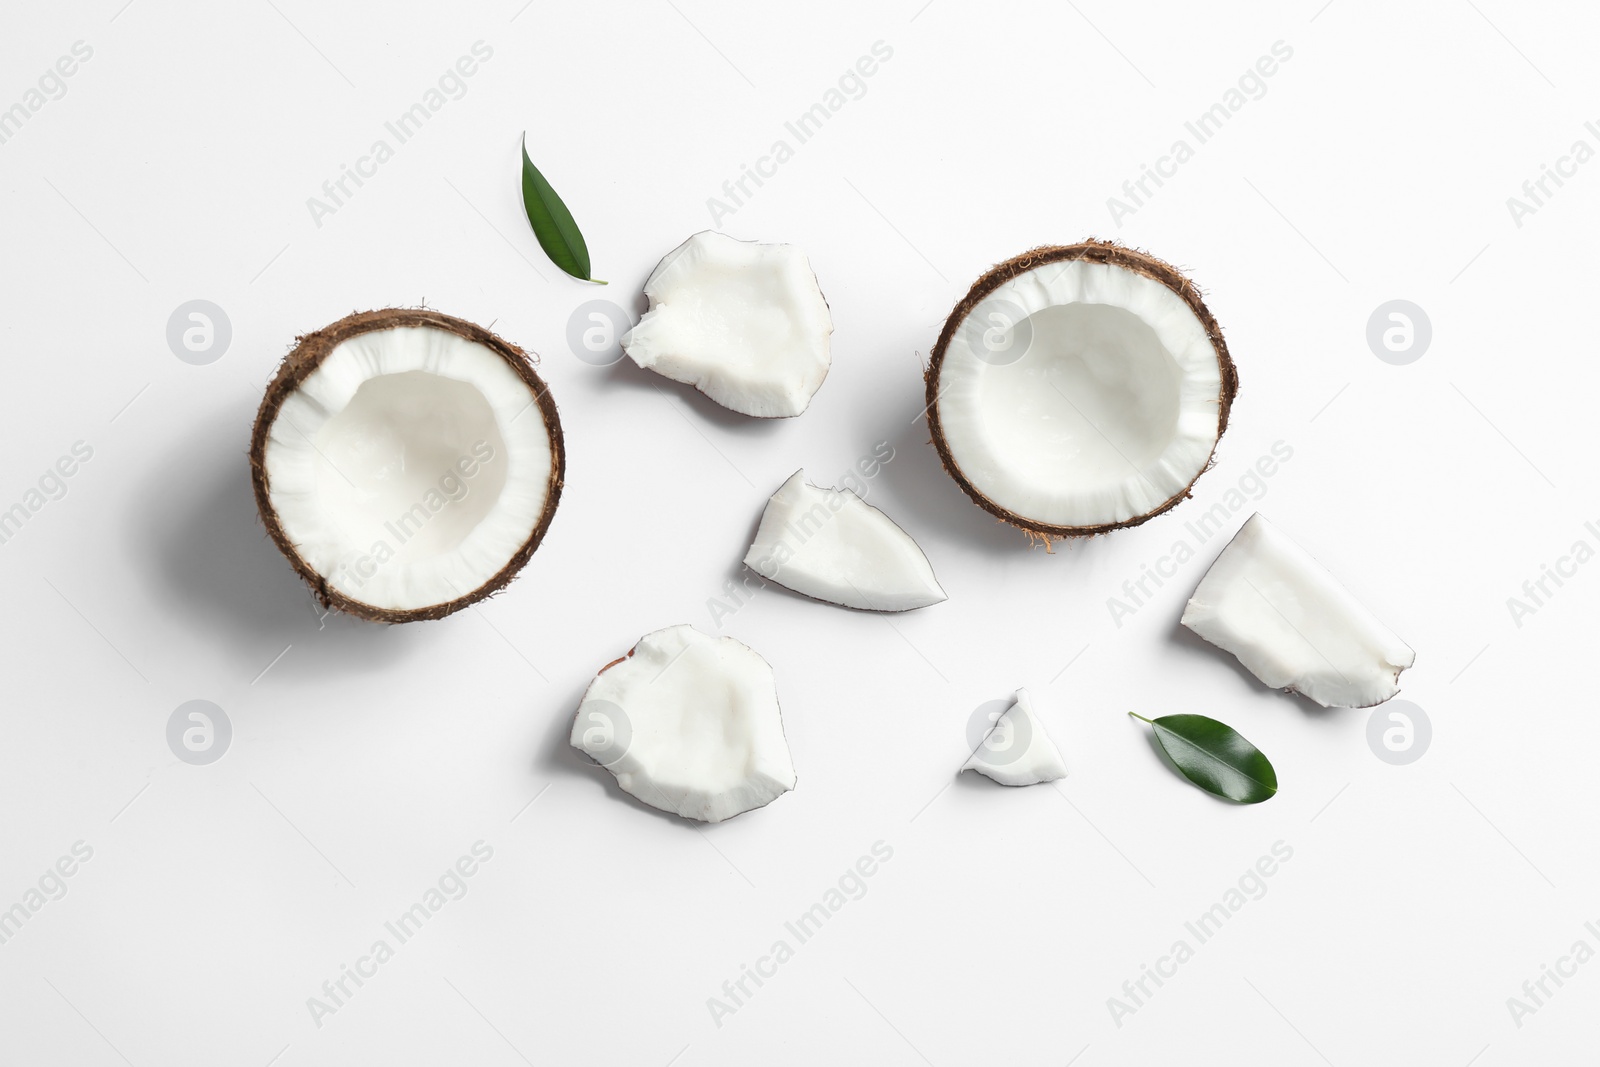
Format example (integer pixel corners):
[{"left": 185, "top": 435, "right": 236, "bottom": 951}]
[
  {"left": 520, "top": 134, "right": 604, "bottom": 284},
  {"left": 1129, "top": 713, "right": 1277, "bottom": 804}
]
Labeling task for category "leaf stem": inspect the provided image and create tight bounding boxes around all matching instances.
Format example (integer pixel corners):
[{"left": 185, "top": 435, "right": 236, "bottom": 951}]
[{"left": 1128, "top": 712, "right": 1154, "bottom": 724}]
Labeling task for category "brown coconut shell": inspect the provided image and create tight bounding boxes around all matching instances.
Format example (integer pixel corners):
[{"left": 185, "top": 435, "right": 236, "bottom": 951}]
[
  {"left": 924, "top": 240, "right": 1238, "bottom": 541},
  {"left": 249, "top": 308, "right": 565, "bottom": 623}
]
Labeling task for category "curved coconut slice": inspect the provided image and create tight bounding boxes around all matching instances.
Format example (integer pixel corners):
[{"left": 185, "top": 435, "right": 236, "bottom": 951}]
[
  {"left": 962, "top": 689, "right": 1067, "bottom": 786},
  {"left": 250, "top": 309, "right": 564, "bottom": 623},
  {"left": 1181, "top": 513, "right": 1416, "bottom": 708},
  {"left": 622, "top": 231, "right": 832, "bottom": 417},
  {"left": 571, "top": 624, "right": 796, "bottom": 822},
  {"left": 926, "top": 242, "right": 1238, "bottom": 538},
  {"left": 744, "top": 471, "right": 946, "bottom": 612}
]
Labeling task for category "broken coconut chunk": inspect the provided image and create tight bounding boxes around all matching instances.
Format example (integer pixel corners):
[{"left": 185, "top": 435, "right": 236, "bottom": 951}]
[
  {"left": 570, "top": 624, "right": 796, "bottom": 822},
  {"left": 622, "top": 231, "right": 833, "bottom": 417},
  {"left": 962, "top": 689, "right": 1067, "bottom": 786},
  {"left": 744, "top": 471, "right": 946, "bottom": 612},
  {"left": 925, "top": 241, "right": 1237, "bottom": 538},
  {"left": 1181, "top": 513, "right": 1416, "bottom": 708}
]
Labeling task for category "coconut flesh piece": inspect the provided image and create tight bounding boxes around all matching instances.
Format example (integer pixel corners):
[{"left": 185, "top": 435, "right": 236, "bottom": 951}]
[
  {"left": 926, "top": 242, "right": 1237, "bottom": 537},
  {"left": 962, "top": 689, "right": 1067, "bottom": 786},
  {"left": 744, "top": 471, "right": 946, "bottom": 612},
  {"left": 571, "top": 624, "right": 796, "bottom": 823},
  {"left": 250, "top": 310, "right": 563, "bottom": 622},
  {"left": 622, "top": 231, "right": 832, "bottom": 417},
  {"left": 1182, "top": 513, "right": 1416, "bottom": 708}
]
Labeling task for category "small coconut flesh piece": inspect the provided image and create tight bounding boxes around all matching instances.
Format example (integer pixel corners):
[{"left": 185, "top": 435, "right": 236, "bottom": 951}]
[
  {"left": 571, "top": 624, "right": 796, "bottom": 822},
  {"left": 962, "top": 689, "right": 1067, "bottom": 786},
  {"left": 622, "top": 231, "right": 832, "bottom": 417},
  {"left": 744, "top": 471, "right": 946, "bottom": 612},
  {"left": 250, "top": 310, "right": 564, "bottom": 622},
  {"left": 1182, "top": 514, "right": 1416, "bottom": 708},
  {"left": 926, "top": 242, "right": 1238, "bottom": 537}
]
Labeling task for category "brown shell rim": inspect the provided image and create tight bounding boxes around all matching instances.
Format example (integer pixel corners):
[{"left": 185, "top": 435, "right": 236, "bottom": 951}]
[
  {"left": 923, "top": 239, "right": 1239, "bottom": 540},
  {"left": 248, "top": 308, "right": 566, "bottom": 623}
]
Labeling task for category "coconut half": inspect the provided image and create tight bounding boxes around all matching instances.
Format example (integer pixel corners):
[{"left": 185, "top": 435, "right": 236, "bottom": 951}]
[
  {"left": 622, "top": 231, "right": 832, "bottom": 417},
  {"left": 926, "top": 242, "right": 1238, "bottom": 538},
  {"left": 1182, "top": 513, "right": 1416, "bottom": 708},
  {"left": 570, "top": 624, "right": 796, "bottom": 822},
  {"left": 962, "top": 689, "right": 1067, "bottom": 786},
  {"left": 249, "top": 309, "right": 564, "bottom": 622},
  {"left": 744, "top": 470, "right": 946, "bottom": 611}
]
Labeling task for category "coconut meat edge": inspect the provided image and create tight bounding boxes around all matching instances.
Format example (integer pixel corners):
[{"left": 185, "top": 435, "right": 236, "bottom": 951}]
[{"left": 623, "top": 231, "right": 832, "bottom": 418}]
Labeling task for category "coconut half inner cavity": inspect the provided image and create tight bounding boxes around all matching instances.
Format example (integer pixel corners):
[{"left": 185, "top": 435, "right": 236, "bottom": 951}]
[
  {"left": 927, "top": 242, "right": 1237, "bottom": 537},
  {"left": 250, "top": 309, "right": 564, "bottom": 622}
]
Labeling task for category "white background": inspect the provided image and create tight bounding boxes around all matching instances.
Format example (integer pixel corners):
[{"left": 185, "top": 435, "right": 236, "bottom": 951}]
[{"left": 1, "top": 0, "right": 1595, "bottom": 1063}]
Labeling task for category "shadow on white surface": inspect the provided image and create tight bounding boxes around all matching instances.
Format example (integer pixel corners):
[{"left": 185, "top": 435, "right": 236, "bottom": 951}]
[{"left": 130, "top": 414, "right": 417, "bottom": 678}]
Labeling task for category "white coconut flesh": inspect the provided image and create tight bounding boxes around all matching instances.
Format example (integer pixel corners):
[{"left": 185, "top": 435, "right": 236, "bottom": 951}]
[
  {"left": 622, "top": 231, "right": 832, "bottom": 417},
  {"left": 936, "top": 259, "right": 1224, "bottom": 529},
  {"left": 962, "top": 689, "right": 1067, "bottom": 786},
  {"left": 744, "top": 471, "right": 946, "bottom": 612},
  {"left": 1182, "top": 513, "right": 1416, "bottom": 708},
  {"left": 571, "top": 624, "right": 797, "bottom": 823},
  {"left": 260, "top": 326, "right": 556, "bottom": 612}
]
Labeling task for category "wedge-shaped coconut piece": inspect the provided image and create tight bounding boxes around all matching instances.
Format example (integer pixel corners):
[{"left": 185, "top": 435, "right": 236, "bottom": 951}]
[
  {"left": 926, "top": 241, "right": 1238, "bottom": 538},
  {"left": 622, "top": 231, "right": 832, "bottom": 417},
  {"left": 1182, "top": 514, "right": 1415, "bottom": 708},
  {"left": 250, "top": 309, "right": 564, "bottom": 622},
  {"left": 962, "top": 689, "right": 1067, "bottom": 786},
  {"left": 571, "top": 624, "right": 796, "bottom": 822},
  {"left": 744, "top": 471, "right": 945, "bottom": 612}
]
